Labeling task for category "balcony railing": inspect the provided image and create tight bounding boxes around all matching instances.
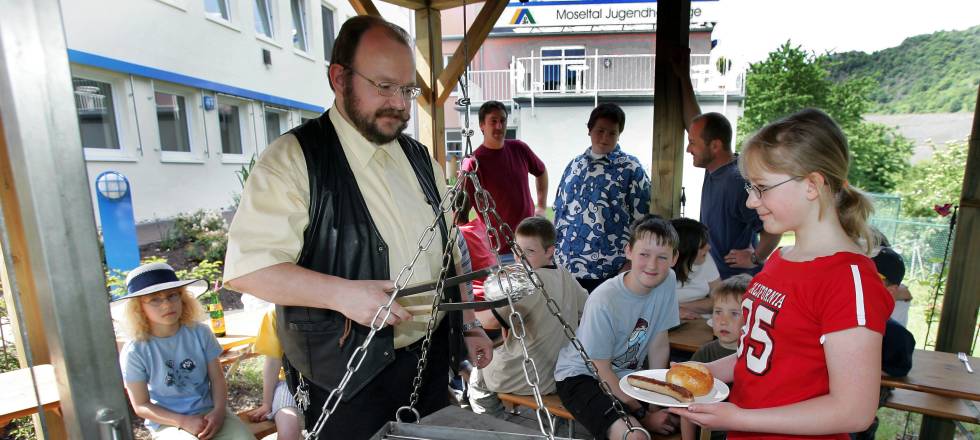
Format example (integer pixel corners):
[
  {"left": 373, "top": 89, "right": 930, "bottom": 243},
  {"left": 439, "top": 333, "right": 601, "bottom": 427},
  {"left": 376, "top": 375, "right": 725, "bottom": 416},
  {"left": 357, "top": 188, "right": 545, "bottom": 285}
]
[{"left": 454, "top": 53, "right": 744, "bottom": 104}]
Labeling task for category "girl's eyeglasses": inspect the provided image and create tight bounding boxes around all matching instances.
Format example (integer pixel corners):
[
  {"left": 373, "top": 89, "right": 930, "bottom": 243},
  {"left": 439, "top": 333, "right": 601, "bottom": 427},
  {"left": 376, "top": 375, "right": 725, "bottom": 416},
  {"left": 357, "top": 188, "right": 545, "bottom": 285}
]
[
  {"left": 141, "top": 292, "right": 182, "bottom": 307},
  {"left": 744, "top": 176, "right": 801, "bottom": 199}
]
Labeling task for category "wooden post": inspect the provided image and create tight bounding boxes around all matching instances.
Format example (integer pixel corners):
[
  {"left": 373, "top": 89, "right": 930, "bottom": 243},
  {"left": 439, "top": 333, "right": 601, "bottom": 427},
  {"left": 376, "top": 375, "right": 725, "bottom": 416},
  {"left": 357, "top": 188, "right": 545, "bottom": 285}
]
[
  {"left": 920, "top": 84, "right": 980, "bottom": 440},
  {"left": 650, "top": 0, "right": 690, "bottom": 217},
  {"left": 415, "top": 6, "right": 447, "bottom": 170},
  {"left": 347, "top": 0, "right": 381, "bottom": 17}
]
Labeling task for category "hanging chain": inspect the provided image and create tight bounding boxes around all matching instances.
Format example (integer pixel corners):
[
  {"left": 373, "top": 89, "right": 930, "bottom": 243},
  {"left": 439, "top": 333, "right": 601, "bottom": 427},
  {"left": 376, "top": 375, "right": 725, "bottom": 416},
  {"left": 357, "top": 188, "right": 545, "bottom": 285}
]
[{"left": 303, "top": 177, "right": 462, "bottom": 439}]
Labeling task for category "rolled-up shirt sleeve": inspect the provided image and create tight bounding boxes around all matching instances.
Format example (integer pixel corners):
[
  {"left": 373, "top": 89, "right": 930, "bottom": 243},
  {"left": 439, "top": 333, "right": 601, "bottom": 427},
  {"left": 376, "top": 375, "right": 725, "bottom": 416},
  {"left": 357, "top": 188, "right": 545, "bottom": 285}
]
[{"left": 223, "top": 134, "right": 310, "bottom": 283}]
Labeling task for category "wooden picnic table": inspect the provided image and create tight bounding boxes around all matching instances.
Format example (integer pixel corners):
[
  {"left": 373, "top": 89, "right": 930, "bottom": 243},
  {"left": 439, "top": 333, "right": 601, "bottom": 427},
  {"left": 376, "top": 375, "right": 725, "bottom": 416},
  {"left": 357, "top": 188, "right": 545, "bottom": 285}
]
[
  {"left": 882, "top": 350, "right": 980, "bottom": 401},
  {"left": 668, "top": 318, "right": 714, "bottom": 353},
  {"left": 0, "top": 364, "right": 60, "bottom": 427}
]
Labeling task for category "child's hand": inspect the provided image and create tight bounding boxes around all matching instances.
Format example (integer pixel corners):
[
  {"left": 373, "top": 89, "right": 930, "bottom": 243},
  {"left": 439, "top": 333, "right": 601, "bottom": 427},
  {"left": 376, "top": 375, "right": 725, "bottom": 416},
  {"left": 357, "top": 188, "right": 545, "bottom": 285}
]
[
  {"left": 246, "top": 404, "right": 272, "bottom": 422},
  {"left": 198, "top": 408, "right": 226, "bottom": 440},
  {"left": 641, "top": 408, "right": 678, "bottom": 436},
  {"left": 178, "top": 414, "right": 208, "bottom": 437},
  {"left": 669, "top": 402, "right": 739, "bottom": 431}
]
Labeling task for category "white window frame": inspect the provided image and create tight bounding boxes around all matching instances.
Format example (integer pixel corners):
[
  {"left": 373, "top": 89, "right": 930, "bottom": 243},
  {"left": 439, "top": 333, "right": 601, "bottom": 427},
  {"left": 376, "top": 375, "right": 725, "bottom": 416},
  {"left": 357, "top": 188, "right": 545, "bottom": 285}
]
[
  {"left": 152, "top": 82, "right": 204, "bottom": 163},
  {"left": 253, "top": 0, "right": 276, "bottom": 41},
  {"left": 320, "top": 2, "right": 337, "bottom": 64},
  {"left": 445, "top": 129, "right": 463, "bottom": 158},
  {"left": 262, "top": 105, "right": 289, "bottom": 150},
  {"left": 71, "top": 67, "right": 139, "bottom": 162},
  {"left": 216, "top": 95, "right": 254, "bottom": 164},
  {"left": 290, "top": 0, "right": 310, "bottom": 54},
  {"left": 204, "top": 0, "right": 240, "bottom": 31},
  {"left": 540, "top": 45, "right": 587, "bottom": 93}
]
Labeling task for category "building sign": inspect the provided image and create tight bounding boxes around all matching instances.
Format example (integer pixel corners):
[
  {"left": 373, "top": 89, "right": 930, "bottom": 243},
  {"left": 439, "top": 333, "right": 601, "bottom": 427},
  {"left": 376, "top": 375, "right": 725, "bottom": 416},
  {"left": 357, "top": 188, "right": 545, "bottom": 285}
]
[{"left": 497, "top": 0, "right": 717, "bottom": 28}]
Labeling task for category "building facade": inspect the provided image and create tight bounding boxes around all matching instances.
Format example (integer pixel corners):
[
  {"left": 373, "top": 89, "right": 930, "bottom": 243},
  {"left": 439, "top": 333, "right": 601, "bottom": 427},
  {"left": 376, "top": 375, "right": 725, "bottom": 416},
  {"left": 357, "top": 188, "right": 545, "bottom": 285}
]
[{"left": 62, "top": 0, "right": 411, "bottom": 222}]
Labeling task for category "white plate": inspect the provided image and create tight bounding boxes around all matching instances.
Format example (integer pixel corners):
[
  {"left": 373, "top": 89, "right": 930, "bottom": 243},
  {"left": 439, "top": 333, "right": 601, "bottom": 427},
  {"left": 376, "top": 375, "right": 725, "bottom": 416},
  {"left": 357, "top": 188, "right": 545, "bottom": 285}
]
[{"left": 619, "top": 369, "right": 729, "bottom": 407}]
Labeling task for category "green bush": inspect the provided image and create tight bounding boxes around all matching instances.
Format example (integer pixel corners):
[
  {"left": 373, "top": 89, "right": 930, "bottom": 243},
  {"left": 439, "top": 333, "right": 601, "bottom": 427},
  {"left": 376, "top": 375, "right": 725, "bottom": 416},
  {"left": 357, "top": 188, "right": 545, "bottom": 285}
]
[{"left": 160, "top": 210, "right": 228, "bottom": 264}]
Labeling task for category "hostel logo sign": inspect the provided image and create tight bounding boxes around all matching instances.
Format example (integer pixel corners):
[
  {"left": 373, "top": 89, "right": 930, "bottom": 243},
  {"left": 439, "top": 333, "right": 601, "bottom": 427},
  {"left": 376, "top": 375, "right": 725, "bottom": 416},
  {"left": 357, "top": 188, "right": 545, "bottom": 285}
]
[{"left": 510, "top": 8, "right": 536, "bottom": 25}]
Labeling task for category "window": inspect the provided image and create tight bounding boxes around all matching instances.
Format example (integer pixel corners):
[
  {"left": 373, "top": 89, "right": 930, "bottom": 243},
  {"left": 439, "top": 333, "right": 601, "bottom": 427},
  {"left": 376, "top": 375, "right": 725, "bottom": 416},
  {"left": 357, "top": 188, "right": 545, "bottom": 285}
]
[
  {"left": 218, "top": 102, "right": 243, "bottom": 155},
  {"left": 541, "top": 46, "right": 587, "bottom": 93},
  {"left": 265, "top": 108, "right": 287, "bottom": 145},
  {"left": 445, "top": 130, "right": 462, "bottom": 158},
  {"left": 290, "top": 0, "right": 308, "bottom": 51},
  {"left": 155, "top": 92, "right": 191, "bottom": 152},
  {"left": 321, "top": 5, "right": 335, "bottom": 61},
  {"left": 204, "top": 0, "right": 231, "bottom": 21},
  {"left": 72, "top": 77, "right": 120, "bottom": 150},
  {"left": 254, "top": 0, "right": 274, "bottom": 37}
]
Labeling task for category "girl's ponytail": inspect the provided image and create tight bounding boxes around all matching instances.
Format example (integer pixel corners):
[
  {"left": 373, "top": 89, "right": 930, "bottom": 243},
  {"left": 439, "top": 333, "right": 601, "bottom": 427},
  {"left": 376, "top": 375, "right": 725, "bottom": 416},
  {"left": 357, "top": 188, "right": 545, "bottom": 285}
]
[{"left": 836, "top": 183, "right": 875, "bottom": 253}]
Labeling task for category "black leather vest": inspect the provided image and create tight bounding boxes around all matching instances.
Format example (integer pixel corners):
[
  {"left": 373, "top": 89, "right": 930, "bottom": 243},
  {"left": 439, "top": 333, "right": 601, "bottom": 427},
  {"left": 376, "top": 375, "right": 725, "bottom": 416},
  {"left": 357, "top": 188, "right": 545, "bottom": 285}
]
[{"left": 276, "top": 111, "right": 463, "bottom": 400}]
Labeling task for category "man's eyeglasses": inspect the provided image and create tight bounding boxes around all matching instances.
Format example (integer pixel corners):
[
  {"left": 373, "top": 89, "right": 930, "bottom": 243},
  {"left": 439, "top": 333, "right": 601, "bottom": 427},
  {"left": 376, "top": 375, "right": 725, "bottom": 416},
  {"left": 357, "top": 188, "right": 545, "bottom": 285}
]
[
  {"left": 744, "top": 176, "right": 801, "bottom": 199},
  {"left": 141, "top": 291, "right": 182, "bottom": 308},
  {"left": 345, "top": 66, "right": 421, "bottom": 101}
]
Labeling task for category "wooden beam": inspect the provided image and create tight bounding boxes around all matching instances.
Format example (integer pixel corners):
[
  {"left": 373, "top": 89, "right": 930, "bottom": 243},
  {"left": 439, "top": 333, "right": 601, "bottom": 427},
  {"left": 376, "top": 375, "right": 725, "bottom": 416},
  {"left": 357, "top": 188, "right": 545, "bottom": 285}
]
[
  {"left": 650, "top": 0, "right": 690, "bottom": 218},
  {"left": 920, "top": 83, "right": 980, "bottom": 440},
  {"left": 435, "top": 0, "right": 509, "bottom": 106},
  {"left": 414, "top": 7, "right": 447, "bottom": 170},
  {"left": 348, "top": 0, "right": 381, "bottom": 17}
]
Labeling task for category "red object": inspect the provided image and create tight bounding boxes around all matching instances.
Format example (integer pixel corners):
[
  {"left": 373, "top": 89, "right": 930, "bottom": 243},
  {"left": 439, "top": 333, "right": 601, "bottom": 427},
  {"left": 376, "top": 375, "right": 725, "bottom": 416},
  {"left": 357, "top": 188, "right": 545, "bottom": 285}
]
[
  {"left": 460, "top": 219, "right": 495, "bottom": 301},
  {"left": 461, "top": 139, "right": 546, "bottom": 254},
  {"left": 933, "top": 203, "right": 953, "bottom": 217},
  {"left": 728, "top": 250, "right": 894, "bottom": 439}
]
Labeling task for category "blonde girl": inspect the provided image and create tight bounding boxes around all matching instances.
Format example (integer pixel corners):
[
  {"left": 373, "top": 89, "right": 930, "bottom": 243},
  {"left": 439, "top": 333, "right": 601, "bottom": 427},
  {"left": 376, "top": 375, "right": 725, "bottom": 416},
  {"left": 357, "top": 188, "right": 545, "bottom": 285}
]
[
  {"left": 114, "top": 262, "right": 253, "bottom": 440},
  {"left": 671, "top": 109, "right": 894, "bottom": 439}
]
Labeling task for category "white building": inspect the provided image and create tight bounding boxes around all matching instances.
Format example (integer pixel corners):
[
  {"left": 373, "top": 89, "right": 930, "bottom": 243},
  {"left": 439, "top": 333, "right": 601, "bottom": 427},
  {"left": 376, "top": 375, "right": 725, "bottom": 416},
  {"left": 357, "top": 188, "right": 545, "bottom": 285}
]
[{"left": 62, "top": 0, "right": 411, "bottom": 222}]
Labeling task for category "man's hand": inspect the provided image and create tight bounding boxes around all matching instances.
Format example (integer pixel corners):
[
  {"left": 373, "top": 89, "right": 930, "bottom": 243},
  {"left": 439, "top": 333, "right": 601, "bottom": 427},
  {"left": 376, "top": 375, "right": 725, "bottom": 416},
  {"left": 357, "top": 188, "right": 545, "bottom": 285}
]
[
  {"left": 465, "top": 328, "right": 494, "bottom": 369},
  {"left": 724, "top": 247, "right": 757, "bottom": 269},
  {"left": 336, "top": 280, "right": 412, "bottom": 327},
  {"left": 642, "top": 408, "right": 679, "bottom": 436},
  {"left": 245, "top": 404, "right": 271, "bottom": 422}
]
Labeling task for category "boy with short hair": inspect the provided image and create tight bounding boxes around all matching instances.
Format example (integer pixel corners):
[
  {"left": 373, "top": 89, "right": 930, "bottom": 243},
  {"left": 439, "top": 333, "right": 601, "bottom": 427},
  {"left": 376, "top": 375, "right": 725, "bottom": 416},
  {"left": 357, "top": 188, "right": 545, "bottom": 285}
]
[
  {"left": 554, "top": 216, "right": 681, "bottom": 440},
  {"left": 871, "top": 246, "right": 912, "bottom": 326},
  {"left": 469, "top": 216, "right": 588, "bottom": 416},
  {"left": 682, "top": 274, "right": 751, "bottom": 440},
  {"left": 245, "top": 308, "right": 303, "bottom": 440}
]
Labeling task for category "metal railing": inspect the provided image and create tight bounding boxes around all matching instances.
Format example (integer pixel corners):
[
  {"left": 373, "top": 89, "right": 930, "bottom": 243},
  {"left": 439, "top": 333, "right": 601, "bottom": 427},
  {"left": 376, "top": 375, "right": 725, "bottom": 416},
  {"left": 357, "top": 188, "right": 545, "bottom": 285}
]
[{"left": 456, "top": 53, "right": 744, "bottom": 103}]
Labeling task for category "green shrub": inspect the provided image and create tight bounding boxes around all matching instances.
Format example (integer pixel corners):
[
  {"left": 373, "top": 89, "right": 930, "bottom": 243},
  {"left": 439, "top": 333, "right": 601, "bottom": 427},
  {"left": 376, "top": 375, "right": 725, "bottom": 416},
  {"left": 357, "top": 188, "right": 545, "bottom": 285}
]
[{"left": 160, "top": 210, "right": 228, "bottom": 264}]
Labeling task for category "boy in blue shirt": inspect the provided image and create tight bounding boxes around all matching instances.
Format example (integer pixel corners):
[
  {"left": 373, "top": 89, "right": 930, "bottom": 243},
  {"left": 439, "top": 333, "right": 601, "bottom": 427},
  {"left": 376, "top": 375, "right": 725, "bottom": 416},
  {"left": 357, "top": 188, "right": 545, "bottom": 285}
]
[{"left": 554, "top": 216, "right": 681, "bottom": 439}]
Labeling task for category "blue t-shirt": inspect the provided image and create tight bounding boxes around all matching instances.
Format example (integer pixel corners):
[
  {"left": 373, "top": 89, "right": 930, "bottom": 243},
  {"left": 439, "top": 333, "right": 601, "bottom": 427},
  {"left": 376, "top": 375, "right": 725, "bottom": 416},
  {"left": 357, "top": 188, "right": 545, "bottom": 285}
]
[
  {"left": 120, "top": 323, "right": 223, "bottom": 430},
  {"left": 553, "top": 146, "right": 651, "bottom": 280},
  {"left": 554, "top": 270, "right": 679, "bottom": 381},
  {"left": 700, "top": 159, "right": 763, "bottom": 279}
]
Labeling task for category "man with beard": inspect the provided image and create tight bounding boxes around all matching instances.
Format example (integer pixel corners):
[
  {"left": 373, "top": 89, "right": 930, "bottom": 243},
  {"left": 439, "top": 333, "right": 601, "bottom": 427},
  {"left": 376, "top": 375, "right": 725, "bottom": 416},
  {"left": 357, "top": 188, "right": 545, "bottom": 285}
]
[
  {"left": 686, "top": 112, "right": 782, "bottom": 279},
  {"left": 223, "top": 16, "right": 493, "bottom": 438}
]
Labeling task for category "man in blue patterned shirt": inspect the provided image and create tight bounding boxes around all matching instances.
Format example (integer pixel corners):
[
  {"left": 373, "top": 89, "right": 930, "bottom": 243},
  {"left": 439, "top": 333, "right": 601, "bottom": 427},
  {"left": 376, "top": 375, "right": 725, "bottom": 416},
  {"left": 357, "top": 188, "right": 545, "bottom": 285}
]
[{"left": 552, "top": 103, "right": 651, "bottom": 292}]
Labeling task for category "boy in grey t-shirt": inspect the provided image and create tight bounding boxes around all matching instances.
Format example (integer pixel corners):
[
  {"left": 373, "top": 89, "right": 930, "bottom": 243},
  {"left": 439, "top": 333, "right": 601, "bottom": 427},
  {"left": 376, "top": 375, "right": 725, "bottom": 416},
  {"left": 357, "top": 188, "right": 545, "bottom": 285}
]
[{"left": 554, "top": 216, "right": 681, "bottom": 439}]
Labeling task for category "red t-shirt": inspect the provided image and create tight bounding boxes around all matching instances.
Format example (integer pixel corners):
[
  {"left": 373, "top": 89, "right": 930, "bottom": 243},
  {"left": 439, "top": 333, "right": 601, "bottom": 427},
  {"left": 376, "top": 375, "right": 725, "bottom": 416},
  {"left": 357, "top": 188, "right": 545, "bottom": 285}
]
[
  {"left": 459, "top": 219, "right": 495, "bottom": 301},
  {"left": 728, "top": 250, "right": 894, "bottom": 440},
  {"left": 461, "top": 139, "right": 545, "bottom": 254}
]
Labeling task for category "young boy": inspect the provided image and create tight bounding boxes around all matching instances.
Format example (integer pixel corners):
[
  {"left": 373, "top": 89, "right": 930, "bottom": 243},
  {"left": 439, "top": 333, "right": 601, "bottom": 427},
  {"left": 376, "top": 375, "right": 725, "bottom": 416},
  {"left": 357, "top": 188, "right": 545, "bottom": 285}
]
[
  {"left": 554, "top": 216, "right": 681, "bottom": 440},
  {"left": 469, "top": 216, "right": 588, "bottom": 416},
  {"left": 682, "top": 274, "right": 751, "bottom": 440},
  {"left": 245, "top": 308, "right": 302, "bottom": 440},
  {"left": 871, "top": 246, "right": 912, "bottom": 326}
]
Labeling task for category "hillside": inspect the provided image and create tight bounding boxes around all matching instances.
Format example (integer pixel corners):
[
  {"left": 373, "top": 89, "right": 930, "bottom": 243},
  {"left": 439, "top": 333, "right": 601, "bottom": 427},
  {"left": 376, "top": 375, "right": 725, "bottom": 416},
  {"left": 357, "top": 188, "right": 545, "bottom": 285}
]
[{"left": 827, "top": 25, "right": 980, "bottom": 113}]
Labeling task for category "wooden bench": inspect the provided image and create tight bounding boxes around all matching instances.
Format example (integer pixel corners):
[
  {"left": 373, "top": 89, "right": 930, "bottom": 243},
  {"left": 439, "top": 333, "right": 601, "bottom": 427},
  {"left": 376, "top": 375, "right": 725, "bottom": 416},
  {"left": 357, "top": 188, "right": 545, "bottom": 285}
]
[
  {"left": 883, "top": 388, "right": 980, "bottom": 424},
  {"left": 237, "top": 410, "right": 277, "bottom": 439}
]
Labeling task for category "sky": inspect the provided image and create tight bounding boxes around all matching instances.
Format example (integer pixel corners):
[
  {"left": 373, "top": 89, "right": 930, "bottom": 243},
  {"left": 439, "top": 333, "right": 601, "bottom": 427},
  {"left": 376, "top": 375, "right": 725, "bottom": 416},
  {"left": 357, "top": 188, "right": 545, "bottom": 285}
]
[{"left": 709, "top": 0, "right": 980, "bottom": 65}]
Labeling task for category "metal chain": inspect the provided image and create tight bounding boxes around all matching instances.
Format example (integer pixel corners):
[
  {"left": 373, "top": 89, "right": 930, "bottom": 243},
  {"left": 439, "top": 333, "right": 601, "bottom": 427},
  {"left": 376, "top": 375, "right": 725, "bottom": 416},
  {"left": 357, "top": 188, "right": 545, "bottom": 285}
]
[
  {"left": 465, "top": 170, "right": 556, "bottom": 439},
  {"left": 467, "top": 169, "right": 650, "bottom": 440},
  {"left": 303, "top": 177, "right": 464, "bottom": 439}
]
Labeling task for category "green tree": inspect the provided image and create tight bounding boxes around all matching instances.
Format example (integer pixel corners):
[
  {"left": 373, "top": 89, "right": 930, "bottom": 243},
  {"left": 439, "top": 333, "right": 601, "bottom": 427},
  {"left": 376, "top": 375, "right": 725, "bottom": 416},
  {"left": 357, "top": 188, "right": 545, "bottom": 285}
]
[
  {"left": 895, "top": 139, "right": 968, "bottom": 218},
  {"left": 738, "top": 41, "right": 912, "bottom": 193}
]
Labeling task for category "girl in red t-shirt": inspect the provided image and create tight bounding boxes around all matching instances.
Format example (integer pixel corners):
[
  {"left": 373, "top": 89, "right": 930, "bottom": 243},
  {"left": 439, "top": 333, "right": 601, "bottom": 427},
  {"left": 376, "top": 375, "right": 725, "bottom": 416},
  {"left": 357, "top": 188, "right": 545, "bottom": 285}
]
[{"left": 671, "top": 109, "right": 894, "bottom": 440}]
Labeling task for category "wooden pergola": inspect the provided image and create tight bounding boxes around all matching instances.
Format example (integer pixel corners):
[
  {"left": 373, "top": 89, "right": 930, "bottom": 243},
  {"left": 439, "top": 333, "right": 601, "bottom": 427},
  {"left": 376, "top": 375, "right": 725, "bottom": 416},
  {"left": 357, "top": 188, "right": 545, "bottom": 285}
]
[{"left": 0, "top": 0, "right": 976, "bottom": 438}]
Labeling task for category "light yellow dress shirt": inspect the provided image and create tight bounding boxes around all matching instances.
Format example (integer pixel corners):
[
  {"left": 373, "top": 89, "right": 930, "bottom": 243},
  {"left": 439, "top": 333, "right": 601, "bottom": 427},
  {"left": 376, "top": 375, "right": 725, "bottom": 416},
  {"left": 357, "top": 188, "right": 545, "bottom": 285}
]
[{"left": 225, "top": 107, "right": 454, "bottom": 348}]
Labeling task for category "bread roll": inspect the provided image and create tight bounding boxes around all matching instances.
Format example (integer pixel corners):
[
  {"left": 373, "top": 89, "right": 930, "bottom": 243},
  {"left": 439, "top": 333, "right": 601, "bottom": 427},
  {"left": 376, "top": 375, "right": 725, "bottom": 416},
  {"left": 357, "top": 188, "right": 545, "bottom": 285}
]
[{"left": 665, "top": 362, "right": 714, "bottom": 396}]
